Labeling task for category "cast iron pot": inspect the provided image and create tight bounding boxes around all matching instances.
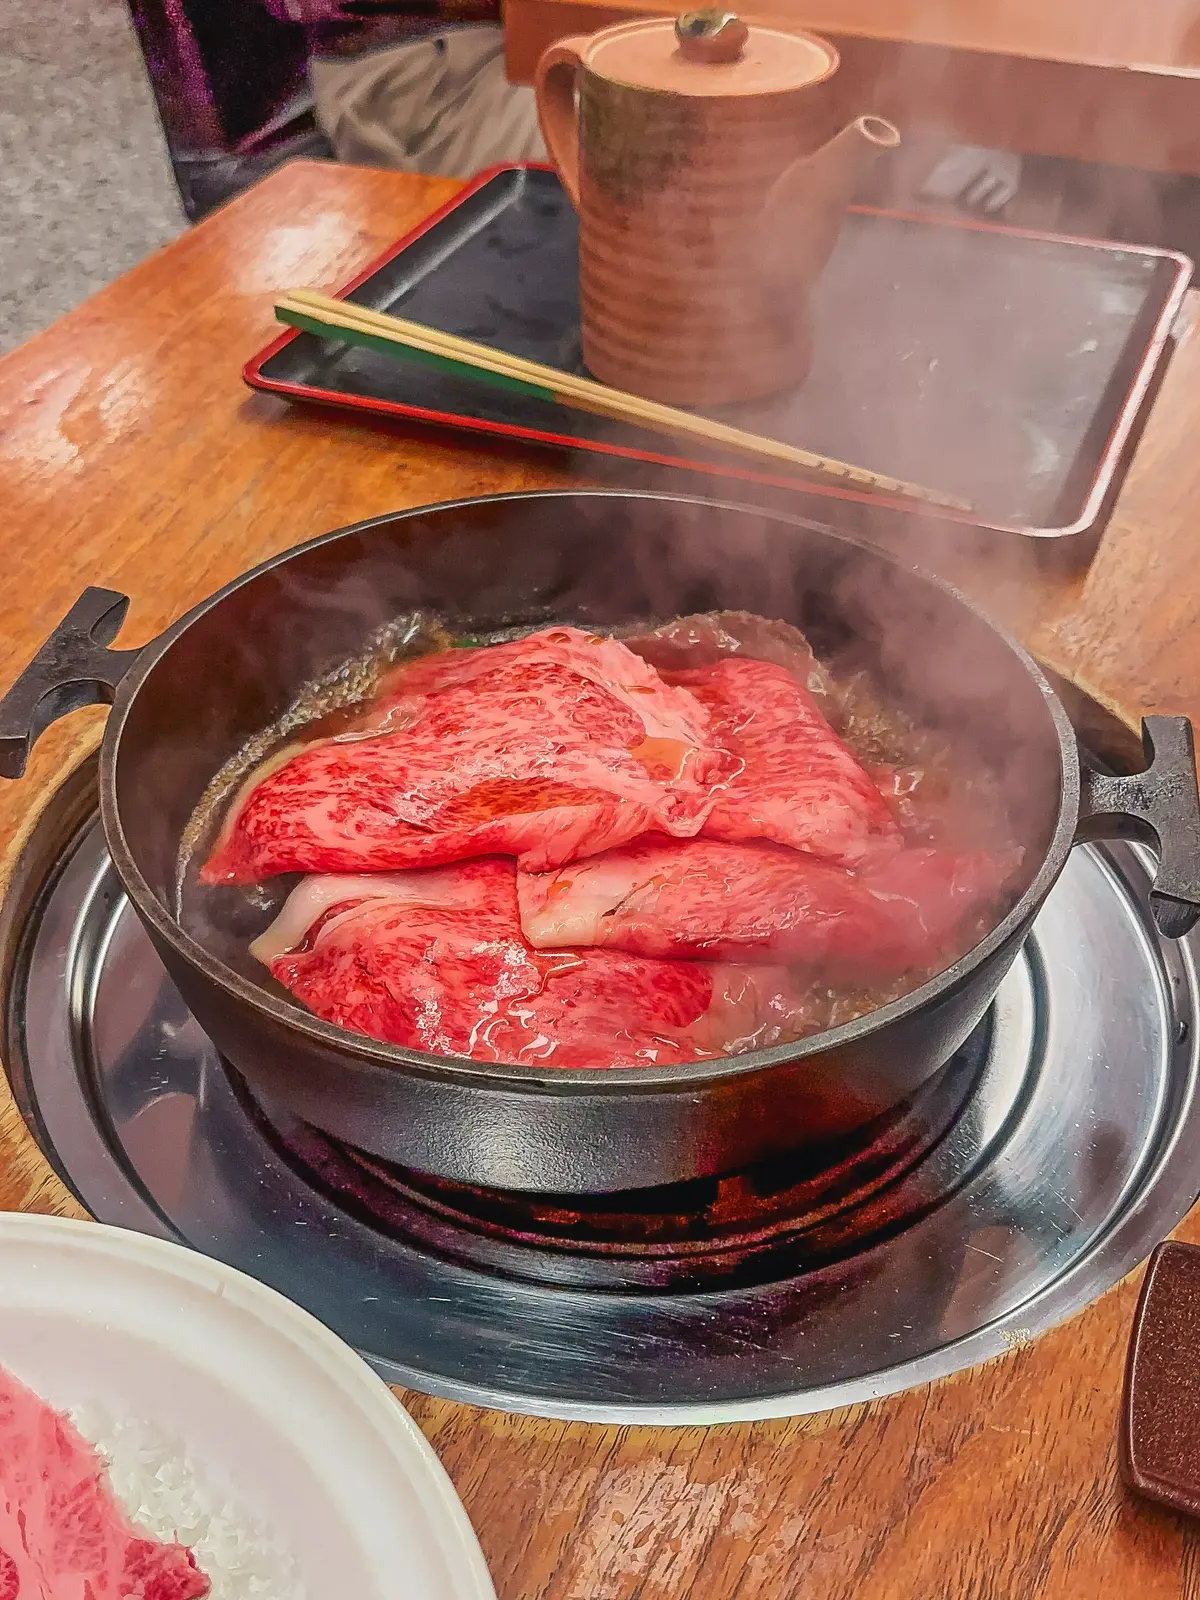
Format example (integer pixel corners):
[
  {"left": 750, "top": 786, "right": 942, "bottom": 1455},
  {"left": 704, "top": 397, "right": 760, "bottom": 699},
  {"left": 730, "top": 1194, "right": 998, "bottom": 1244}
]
[{"left": 3, "top": 491, "right": 1199, "bottom": 1194}]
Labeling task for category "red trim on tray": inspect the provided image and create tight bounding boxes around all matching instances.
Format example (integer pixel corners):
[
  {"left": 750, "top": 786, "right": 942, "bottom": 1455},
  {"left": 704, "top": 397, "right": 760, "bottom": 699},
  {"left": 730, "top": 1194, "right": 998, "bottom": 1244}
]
[
  {"left": 243, "top": 163, "right": 1193, "bottom": 539},
  {"left": 244, "top": 164, "right": 527, "bottom": 373},
  {"left": 844, "top": 202, "right": 1191, "bottom": 538},
  {"left": 247, "top": 371, "right": 926, "bottom": 517}
]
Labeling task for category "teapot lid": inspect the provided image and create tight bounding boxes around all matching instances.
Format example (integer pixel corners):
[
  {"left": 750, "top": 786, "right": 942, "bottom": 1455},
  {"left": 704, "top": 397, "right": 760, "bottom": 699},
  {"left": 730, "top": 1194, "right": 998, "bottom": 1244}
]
[{"left": 581, "top": 11, "right": 838, "bottom": 98}]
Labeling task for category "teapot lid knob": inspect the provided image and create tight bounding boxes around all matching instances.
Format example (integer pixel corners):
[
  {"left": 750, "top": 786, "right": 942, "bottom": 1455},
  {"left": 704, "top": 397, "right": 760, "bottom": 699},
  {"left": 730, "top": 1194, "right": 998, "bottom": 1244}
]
[{"left": 675, "top": 9, "right": 749, "bottom": 63}]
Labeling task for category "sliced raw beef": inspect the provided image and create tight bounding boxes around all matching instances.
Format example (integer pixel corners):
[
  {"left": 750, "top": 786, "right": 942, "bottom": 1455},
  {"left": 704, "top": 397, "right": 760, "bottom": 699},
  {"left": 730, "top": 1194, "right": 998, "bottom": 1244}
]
[
  {"left": 624, "top": 610, "right": 839, "bottom": 705},
  {"left": 203, "top": 627, "right": 737, "bottom": 884},
  {"left": 517, "top": 837, "right": 1020, "bottom": 973},
  {"left": 361, "top": 624, "right": 715, "bottom": 728},
  {"left": 626, "top": 612, "right": 1011, "bottom": 858},
  {"left": 661, "top": 658, "right": 899, "bottom": 866},
  {"left": 252, "top": 859, "right": 806, "bottom": 1066},
  {"left": 0, "top": 1363, "right": 209, "bottom": 1599}
]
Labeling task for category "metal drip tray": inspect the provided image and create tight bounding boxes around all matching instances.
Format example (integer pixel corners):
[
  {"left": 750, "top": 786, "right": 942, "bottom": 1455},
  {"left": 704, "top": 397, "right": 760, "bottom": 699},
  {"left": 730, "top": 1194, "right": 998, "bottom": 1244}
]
[{"left": 3, "top": 761, "right": 1199, "bottom": 1424}]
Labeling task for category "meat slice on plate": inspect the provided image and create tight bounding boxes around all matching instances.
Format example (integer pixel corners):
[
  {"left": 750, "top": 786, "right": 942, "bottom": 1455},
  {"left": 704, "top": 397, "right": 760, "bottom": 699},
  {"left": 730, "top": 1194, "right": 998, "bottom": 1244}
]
[
  {"left": 252, "top": 858, "right": 805, "bottom": 1066},
  {"left": 202, "top": 626, "right": 736, "bottom": 884},
  {"left": 662, "top": 657, "right": 898, "bottom": 865},
  {"left": 0, "top": 1362, "right": 209, "bottom": 1599},
  {"left": 517, "top": 837, "right": 1021, "bottom": 973}
]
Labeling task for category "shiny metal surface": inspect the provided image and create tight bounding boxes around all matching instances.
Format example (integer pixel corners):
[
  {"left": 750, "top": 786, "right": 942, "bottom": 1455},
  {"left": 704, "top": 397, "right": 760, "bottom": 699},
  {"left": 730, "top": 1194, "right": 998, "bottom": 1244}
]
[
  {"left": 43, "top": 493, "right": 1083, "bottom": 1192},
  {"left": 4, "top": 796, "right": 1200, "bottom": 1424}
]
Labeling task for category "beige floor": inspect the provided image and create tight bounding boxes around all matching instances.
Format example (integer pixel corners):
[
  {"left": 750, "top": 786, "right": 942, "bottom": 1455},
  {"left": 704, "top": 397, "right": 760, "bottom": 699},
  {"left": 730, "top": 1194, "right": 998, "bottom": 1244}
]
[{"left": 0, "top": 0, "right": 183, "bottom": 356}]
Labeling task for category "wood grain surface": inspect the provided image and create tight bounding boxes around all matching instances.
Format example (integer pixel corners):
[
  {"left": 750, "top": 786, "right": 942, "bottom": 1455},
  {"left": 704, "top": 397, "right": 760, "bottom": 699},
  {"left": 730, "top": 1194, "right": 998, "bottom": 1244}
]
[
  {"left": 504, "top": 0, "right": 1200, "bottom": 175},
  {"left": 3, "top": 158, "right": 1200, "bottom": 1596}
]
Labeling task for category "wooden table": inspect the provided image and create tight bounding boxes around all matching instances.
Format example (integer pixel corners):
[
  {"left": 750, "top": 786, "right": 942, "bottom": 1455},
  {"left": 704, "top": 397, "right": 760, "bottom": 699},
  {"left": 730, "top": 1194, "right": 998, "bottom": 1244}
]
[
  {"left": 504, "top": 0, "right": 1200, "bottom": 176},
  {"left": 5, "top": 159, "right": 1200, "bottom": 1597}
]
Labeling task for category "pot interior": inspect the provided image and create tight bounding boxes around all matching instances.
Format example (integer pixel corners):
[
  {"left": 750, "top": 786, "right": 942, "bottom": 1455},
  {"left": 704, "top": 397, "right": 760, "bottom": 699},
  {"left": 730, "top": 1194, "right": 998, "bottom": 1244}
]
[{"left": 109, "top": 493, "right": 1066, "bottom": 1012}]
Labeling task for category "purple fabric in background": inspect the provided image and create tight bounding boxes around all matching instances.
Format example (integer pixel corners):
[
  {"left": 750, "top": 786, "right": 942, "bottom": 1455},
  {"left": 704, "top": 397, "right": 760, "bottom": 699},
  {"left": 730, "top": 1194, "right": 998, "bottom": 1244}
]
[
  {"left": 261, "top": 0, "right": 500, "bottom": 35},
  {"left": 260, "top": 0, "right": 378, "bottom": 18},
  {"left": 127, "top": 0, "right": 497, "bottom": 217},
  {"left": 125, "top": 0, "right": 330, "bottom": 218},
  {"left": 259, "top": 1, "right": 495, "bottom": 20}
]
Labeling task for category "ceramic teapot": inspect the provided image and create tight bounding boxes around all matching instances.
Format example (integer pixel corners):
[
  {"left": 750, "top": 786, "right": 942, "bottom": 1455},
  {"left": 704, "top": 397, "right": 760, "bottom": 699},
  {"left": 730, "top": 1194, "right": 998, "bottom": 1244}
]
[{"left": 534, "top": 10, "right": 900, "bottom": 406}]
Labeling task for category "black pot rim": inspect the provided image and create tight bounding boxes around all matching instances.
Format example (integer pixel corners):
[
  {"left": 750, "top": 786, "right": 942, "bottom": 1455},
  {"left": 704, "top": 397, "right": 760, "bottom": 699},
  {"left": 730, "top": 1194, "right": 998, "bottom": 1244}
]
[{"left": 97, "top": 489, "right": 1079, "bottom": 1097}]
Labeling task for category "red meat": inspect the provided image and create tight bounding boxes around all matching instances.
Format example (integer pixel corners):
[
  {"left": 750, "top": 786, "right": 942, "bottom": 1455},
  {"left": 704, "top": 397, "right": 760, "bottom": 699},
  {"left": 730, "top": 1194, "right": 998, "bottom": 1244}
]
[
  {"left": 623, "top": 609, "right": 839, "bottom": 703},
  {"left": 0, "top": 1364, "right": 209, "bottom": 1599},
  {"left": 661, "top": 658, "right": 899, "bottom": 866},
  {"left": 202, "top": 627, "right": 737, "bottom": 884},
  {"left": 252, "top": 858, "right": 807, "bottom": 1066},
  {"left": 627, "top": 611, "right": 999, "bottom": 856},
  {"left": 517, "top": 837, "right": 1020, "bottom": 972}
]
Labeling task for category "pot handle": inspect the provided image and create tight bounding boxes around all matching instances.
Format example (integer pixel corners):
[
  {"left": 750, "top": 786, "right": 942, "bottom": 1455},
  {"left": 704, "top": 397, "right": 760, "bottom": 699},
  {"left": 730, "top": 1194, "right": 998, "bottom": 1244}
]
[
  {"left": 0, "top": 588, "right": 143, "bottom": 780},
  {"left": 534, "top": 35, "right": 587, "bottom": 210},
  {"left": 1076, "top": 715, "right": 1200, "bottom": 939}
]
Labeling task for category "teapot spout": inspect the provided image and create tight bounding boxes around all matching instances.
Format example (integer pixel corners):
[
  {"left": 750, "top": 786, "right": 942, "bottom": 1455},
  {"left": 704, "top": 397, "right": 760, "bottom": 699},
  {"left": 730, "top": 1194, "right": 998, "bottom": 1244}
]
[{"left": 770, "top": 115, "right": 901, "bottom": 279}]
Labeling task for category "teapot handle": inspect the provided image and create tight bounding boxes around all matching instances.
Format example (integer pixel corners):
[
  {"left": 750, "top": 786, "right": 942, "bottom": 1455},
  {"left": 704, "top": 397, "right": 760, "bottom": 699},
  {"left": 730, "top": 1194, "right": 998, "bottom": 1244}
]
[{"left": 534, "top": 35, "right": 588, "bottom": 210}]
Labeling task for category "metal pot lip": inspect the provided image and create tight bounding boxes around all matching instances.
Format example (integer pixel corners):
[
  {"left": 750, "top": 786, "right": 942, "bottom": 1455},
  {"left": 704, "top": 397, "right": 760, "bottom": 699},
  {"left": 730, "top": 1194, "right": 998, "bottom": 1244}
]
[{"left": 98, "top": 488, "right": 1080, "bottom": 1097}]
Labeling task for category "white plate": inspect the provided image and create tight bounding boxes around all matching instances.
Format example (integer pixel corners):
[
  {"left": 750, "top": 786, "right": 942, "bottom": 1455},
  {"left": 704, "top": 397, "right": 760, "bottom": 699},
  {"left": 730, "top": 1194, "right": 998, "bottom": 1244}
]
[{"left": 0, "top": 1213, "right": 496, "bottom": 1600}]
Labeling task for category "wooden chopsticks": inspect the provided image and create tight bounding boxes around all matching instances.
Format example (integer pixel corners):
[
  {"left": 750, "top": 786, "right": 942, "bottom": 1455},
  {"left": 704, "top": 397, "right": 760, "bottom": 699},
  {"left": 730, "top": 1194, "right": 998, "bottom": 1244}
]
[{"left": 274, "top": 288, "right": 971, "bottom": 512}]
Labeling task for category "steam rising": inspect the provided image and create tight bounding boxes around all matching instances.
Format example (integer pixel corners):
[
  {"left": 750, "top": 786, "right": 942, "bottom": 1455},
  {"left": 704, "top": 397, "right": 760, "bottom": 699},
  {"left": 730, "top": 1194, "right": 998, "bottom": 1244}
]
[{"left": 161, "top": 492, "right": 1061, "bottom": 1040}]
